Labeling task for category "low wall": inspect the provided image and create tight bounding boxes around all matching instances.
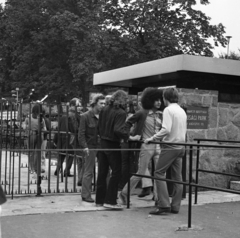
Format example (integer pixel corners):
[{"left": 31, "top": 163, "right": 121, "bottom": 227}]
[{"left": 178, "top": 88, "right": 240, "bottom": 189}]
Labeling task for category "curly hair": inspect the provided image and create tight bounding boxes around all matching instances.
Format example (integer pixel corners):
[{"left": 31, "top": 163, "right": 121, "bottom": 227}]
[
  {"left": 141, "top": 87, "right": 164, "bottom": 110},
  {"left": 110, "top": 90, "right": 128, "bottom": 108}
]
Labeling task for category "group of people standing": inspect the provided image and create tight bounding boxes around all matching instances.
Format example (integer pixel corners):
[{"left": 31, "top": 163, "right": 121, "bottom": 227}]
[
  {"left": 25, "top": 86, "right": 187, "bottom": 215},
  {"left": 83, "top": 87, "right": 186, "bottom": 215}
]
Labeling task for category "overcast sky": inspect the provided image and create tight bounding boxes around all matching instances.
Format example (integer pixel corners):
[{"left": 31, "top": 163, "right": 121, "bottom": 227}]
[{"left": 0, "top": 0, "right": 239, "bottom": 56}]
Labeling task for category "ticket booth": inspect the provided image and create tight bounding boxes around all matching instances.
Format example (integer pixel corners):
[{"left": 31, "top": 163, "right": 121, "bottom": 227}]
[{"left": 93, "top": 54, "right": 240, "bottom": 193}]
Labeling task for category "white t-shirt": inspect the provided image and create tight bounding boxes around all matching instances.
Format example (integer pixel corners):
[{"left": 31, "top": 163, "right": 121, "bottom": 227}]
[{"left": 152, "top": 103, "right": 187, "bottom": 146}]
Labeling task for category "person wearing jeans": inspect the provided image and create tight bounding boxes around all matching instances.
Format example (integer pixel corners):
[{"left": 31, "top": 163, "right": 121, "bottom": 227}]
[
  {"left": 78, "top": 94, "right": 105, "bottom": 203},
  {"left": 144, "top": 87, "right": 187, "bottom": 215},
  {"left": 119, "top": 87, "right": 163, "bottom": 205}
]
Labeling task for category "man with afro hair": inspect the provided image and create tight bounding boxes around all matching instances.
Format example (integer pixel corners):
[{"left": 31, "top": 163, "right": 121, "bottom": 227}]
[{"left": 119, "top": 87, "right": 164, "bottom": 205}]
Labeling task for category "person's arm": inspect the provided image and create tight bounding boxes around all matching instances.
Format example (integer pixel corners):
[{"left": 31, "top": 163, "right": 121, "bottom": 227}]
[
  {"left": 125, "top": 111, "right": 140, "bottom": 131},
  {"left": 53, "top": 117, "right": 63, "bottom": 146},
  {"left": 78, "top": 114, "right": 88, "bottom": 149},
  {"left": 114, "top": 110, "right": 128, "bottom": 140},
  {"left": 144, "top": 108, "right": 172, "bottom": 143}
]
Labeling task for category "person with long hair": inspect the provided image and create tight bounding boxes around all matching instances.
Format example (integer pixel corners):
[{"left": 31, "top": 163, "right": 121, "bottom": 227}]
[
  {"left": 119, "top": 87, "right": 164, "bottom": 205},
  {"left": 95, "top": 90, "right": 129, "bottom": 210}
]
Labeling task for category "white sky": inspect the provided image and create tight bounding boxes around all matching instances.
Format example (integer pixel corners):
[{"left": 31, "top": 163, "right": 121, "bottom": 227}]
[{"left": 0, "top": 0, "right": 239, "bottom": 57}]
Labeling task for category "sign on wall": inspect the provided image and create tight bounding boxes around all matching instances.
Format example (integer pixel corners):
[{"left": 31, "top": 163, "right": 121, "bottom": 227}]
[{"left": 187, "top": 107, "right": 208, "bottom": 129}]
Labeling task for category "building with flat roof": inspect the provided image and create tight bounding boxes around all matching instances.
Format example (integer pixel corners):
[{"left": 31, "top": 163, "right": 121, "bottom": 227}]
[{"left": 94, "top": 54, "right": 240, "bottom": 190}]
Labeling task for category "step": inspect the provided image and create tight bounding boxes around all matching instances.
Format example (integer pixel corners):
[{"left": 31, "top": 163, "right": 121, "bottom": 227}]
[{"left": 230, "top": 181, "right": 240, "bottom": 191}]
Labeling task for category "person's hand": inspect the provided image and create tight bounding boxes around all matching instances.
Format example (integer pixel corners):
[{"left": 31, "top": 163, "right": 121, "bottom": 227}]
[
  {"left": 84, "top": 148, "right": 89, "bottom": 156},
  {"left": 129, "top": 135, "right": 141, "bottom": 141},
  {"left": 144, "top": 137, "right": 153, "bottom": 144}
]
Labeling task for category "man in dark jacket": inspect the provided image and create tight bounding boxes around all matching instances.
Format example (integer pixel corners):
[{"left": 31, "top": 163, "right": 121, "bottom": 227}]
[
  {"left": 95, "top": 90, "right": 128, "bottom": 210},
  {"left": 78, "top": 94, "right": 105, "bottom": 203},
  {"left": 119, "top": 88, "right": 163, "bottom": 205},
  {"left": 54, "top": 98, "right": 81, "bottom": 177}
]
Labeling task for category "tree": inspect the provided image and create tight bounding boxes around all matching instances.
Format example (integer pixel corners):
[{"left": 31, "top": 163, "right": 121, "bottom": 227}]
[
  {"left": 101, "top": 0, "right": 227, "bottom": 66},
  {"left": 219, "top": 50, "right": 240, "bottom": 60},
  {"left": 0, "top": 0, "right": 229, "bottom": 104}
]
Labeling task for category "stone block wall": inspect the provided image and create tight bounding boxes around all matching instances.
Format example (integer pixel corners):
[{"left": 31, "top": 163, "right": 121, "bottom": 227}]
[{"left": 178, "top": 88, "right": 240, "bottom": 189}]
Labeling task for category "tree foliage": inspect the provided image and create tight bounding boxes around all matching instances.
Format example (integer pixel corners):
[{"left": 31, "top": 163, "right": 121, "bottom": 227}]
[
  {"left": 219, "top": 50, "right": 240, "bottom": 60},
  {"left": 0, "top": 0, "right": 228, "bottom": 104}
]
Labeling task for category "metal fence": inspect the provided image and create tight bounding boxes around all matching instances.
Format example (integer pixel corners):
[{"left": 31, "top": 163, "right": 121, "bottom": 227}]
[
  {"left": 0, "top": 101, "right": 87, "bottom": 197},
  {"left": 126, "top": 140, "right": 240, "bottom": 228}
]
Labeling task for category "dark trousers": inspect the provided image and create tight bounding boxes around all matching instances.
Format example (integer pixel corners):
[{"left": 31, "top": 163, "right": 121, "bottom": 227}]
[
  {"left": 119, "top": 142, "right": 139, "bottom": 190},
  {"left": 96, "top": 139, "right": 122, "bottom": 205},
  {"left": 56, "top": 151, "right": 74, "bottom": 175}
]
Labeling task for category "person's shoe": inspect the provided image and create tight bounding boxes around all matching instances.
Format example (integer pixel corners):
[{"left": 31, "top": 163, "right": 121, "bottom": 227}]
[
  {"left": 149, "top": 207, "right": 171, "bottom": 215},
  {"left": 138, "top": 187, "right": 152, "bottom": 198},
  {"left": 103, "top": 203, "right": 123, "bottom": 210},
  {"left": 64, "top": 174, "right": 74, "bottom": 177},
  {"left": 171, "top": 209, "right": 179, "bottom": 214},
  {"left": 119, "top": 192, "right": 127, "bottom": 205},
  {"left": 54, "top": 170, "right": 61, "bottom": 176},
  {"left": 77, "top": 181, "right": 82, "bottom": 186},
  {"left": 82, "top": 197, "right": 94, "bottom": 203}
]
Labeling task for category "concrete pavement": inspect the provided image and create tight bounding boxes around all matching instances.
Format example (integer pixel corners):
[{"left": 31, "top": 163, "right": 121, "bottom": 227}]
[{"left": 2, "top": 190, "right": 240, "bottom": 217}]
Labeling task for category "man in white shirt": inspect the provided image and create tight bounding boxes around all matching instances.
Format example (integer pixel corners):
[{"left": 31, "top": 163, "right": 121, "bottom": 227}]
[{"left": 144, "top": 87, "right": 187, "bottom": 215}]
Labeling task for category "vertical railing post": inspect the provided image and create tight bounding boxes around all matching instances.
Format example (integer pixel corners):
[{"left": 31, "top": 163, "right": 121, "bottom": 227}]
[
  {"left": 18, "top": 102, "right": 23, "bottom": 193},
  {"left": 65, "top": 105, "right": 69, "bottom": 192},
  {"left": 188, "top": 145, "right": 193, "bottom": 228},
  {"left": 27, "top": 103, "right": 32, "bottom": 194},
  {"left": 36, "top": 104, "right": 42, "bottom": 196},
  {"left": 56, "top": 104, "right": 61, "bottom": 193},
  {"left": 194, "top": 140, "right": 200, "bottom": 204},
  {"left": 127, "top": 144, "right": 131, "bottom": 209},
  {"left": 48, "top": 103, "right": 52, "bottom": 193},
  {"left": 0, "top": 102, "right": 3, "bottom": 184}
]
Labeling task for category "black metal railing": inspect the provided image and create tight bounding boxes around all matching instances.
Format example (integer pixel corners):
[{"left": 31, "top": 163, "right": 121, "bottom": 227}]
[
  {"left": 126, "top": 141, "right": 240, "bottom": 228},
  {"left": 194, "top": 138, "right": 240, "bottom": 204}
]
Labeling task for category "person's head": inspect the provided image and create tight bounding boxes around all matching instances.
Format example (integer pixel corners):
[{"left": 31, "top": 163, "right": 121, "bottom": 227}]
[
  {"left": 133, "top": 102, "right": 138, "bottom": 112},
  {"left": 105, "top": 95, "right": 112, "bottom": 105},
  {"left": 163, "top": 87, "right": 179, "bottom": 106},
  {"left": 110, "top": 90, "right": 128, "bottom": 109},
  {"left": 127, "top": 101, "right": 135, "bottom": 114},
  {"left": 69, "top": 98, "right": 83, "bottom": 114},
  {"left": 140, "top": 88, "right": 163, "bottom": 110},
  {"left": 90, "top": 94, "right": 106, "bottom": 113},
  {"left": 32, "top": 104, "right": 41, "bottom": 118}
]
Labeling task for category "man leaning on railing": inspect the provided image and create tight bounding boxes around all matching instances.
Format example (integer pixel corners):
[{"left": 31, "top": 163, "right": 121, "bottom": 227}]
[{"left": 144, "top": 87, "right": 187, "bottom": 215}]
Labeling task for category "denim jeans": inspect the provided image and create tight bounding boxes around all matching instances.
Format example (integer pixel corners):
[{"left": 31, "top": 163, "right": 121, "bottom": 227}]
[
  {"left": 155, "top": 145, "right": 185, "bottom": 211},
  {"left": 81, "top": 149, "right": 97, "bottom": 199},
  {"left": 122, "top": 143, "right": 160, "bottom": 197}
]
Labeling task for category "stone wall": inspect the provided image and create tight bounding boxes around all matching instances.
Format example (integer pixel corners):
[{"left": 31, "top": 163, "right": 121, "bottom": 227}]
[{"left": 178, "top": 88, "right": 240, "bottom": 189}]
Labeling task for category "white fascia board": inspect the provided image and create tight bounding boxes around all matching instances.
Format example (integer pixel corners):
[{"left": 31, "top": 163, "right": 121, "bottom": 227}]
[
  {"left": 182, "top": 55, "right": 240, "bottom": 76},
  {"left": 93, "top": 55, "right": 185, "bottom": 86}
]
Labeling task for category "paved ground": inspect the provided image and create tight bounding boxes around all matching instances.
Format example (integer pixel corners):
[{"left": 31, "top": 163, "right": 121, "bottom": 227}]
[
  {"left": 1, "top": 197, "right": 240, "bottom": 238},
  {"left": 1, "top": 150, "right": 240, "bottom": 237}
]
